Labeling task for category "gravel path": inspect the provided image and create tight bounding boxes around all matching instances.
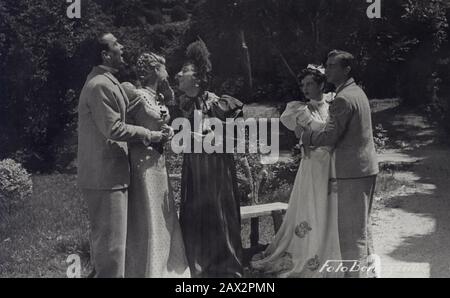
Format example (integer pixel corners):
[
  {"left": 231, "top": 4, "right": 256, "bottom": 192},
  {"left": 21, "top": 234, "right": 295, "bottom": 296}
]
[{"left": 373, "top": 107, "right": 450, "bottom": 278}]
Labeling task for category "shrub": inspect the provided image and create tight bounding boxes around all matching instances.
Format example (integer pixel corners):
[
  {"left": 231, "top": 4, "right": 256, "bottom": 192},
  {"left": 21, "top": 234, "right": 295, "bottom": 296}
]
[
  {"left": 373, "top": 124, "right": 390, "bottom": 153},
  {"left": 0, "top": 159, "right": 33, "bottom": 216},
  {"left": 219, "top": 77, "right": 245, "bottom": 98},
  {"left": 145, "top": 9, "right": 164, "bottom": 25},
  {"left": 426, "top": 59, "right": 450, "bottom": 135},
  {"left": 265, "top": 156, "right": 301, "bottom": 193},
  {"left": 171, "top": 5, "right": 189, "bottom": 22}
]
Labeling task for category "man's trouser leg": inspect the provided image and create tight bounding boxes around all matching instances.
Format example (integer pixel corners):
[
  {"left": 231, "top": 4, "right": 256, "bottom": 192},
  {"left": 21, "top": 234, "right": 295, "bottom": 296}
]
[
  {"left": 337, "top": 176, "right": 377, "bottom": 278},
  {"left": 82, "top": 189, "right": 128, "bottom": 278}
]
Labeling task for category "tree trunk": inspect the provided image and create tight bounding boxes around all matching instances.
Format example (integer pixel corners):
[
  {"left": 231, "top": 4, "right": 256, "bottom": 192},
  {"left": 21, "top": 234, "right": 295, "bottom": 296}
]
[{"left": 239, "top": 30, "right": 253, "bottom": 99}]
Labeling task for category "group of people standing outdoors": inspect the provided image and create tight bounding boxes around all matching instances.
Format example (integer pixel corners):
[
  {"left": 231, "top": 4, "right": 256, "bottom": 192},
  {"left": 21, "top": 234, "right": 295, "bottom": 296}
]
[{"left": 77, "top": 32, "right": 379, "bottom": 278}]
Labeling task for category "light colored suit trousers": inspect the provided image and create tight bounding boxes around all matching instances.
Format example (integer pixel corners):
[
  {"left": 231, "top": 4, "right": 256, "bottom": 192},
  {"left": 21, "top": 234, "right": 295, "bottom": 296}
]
[
  {"left": 337, "top": 176, "right": 377, "bottom": 278},
  {"left": 82, "top": 189, "right": 127, "bottom": 278}
]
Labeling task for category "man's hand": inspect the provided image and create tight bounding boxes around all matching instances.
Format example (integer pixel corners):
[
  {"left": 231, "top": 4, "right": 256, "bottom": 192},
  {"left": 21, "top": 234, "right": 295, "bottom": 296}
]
[
  {"left": 301, "top": 124, "right": 313, "bottom": 159},
  {"left": 161, "top": 125, "right": 174, "bottom": 142},
  {"left": 302, "top": 125, "right": 313, "bottom": 147},
  {"left": 158, "top": 79, "right": 175, "bottom": 106},
  {"left": 148, "top": 131, "right": 166, "bottom": 144},
  {"left": 158, "top": 78, "right": 170, "bottom": 91},
  {"left": 294, "top": 126, "right": 304, "bottom": 139},
  {"left": 302, "top": 145, "right": 311, "bottom": 159}
]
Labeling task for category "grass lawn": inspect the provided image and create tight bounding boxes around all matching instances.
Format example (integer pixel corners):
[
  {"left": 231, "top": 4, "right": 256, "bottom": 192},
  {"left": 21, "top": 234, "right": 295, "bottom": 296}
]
[
  {"left": 0, "top": 174, "right": 91, "bottom": 278},
  {"left": 0, "top": 169, "right": 397, "bottom": 278}
]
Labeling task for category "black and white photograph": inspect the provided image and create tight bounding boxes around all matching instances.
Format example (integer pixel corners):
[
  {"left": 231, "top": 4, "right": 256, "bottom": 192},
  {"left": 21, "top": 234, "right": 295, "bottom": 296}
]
[{"left": 1, "top": 0, "right": 450, "bottom": 283}]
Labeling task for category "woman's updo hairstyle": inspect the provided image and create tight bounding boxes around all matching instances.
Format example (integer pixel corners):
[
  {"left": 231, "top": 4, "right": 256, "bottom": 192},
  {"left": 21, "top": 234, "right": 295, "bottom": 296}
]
[
  {"left": 297, "top": 65, "right": 327, "bottom": 87},
  {"left": 185, "top": 38, "right": 212, "bottom": 89},
  {"left": 136, "top": 52, "right": 166, "bottom": 79}
]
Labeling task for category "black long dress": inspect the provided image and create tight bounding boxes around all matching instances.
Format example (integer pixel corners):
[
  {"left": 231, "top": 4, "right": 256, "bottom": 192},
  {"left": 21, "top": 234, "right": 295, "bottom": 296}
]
[{"left": 179, "top": 91, "right": 244, "bottom": 278}]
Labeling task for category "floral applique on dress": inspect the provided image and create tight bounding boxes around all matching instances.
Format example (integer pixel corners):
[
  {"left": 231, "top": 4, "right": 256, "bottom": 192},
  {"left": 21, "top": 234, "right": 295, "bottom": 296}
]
[
  {"left": 278, "top": 252, "right": 294, "bottom": 271},
  {"left": 306, "top": 255, "right": 321, "bottom": 272},
  {"left": 295, "top": 221, "right": 312, "bottom": 238}
]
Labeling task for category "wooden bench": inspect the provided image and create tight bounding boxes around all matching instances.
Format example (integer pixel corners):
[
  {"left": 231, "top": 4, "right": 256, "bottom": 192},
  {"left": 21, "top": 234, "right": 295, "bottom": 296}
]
[
  {"left": 240, "top": 202, "right": 288, "bottom": 248},
  {"left": 170, "top": 174, "right": 288, "bottom": 249}
]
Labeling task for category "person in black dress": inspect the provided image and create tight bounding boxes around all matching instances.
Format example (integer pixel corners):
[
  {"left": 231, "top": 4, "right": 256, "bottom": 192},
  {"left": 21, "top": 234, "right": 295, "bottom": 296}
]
[{"left": 175, "top": 40, "right": 244, "bottom": 278}]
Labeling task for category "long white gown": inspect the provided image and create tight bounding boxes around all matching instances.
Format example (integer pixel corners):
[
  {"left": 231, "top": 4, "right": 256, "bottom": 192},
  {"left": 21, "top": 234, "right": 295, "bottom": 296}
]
[
  {"left": 251, "top": 95, "right": 343, "bottom": 278},
  {"left": 124, "top": 86, "right": 191, "bottom": 278}
]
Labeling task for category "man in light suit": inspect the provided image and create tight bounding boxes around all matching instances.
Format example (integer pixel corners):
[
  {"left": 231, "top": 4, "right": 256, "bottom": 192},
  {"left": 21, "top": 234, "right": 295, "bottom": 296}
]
[
  {"left": 302, "top": 50, "right": 379, "bottom": 278},
  {"left": 77, "top": 33, "right": 165, "bottom": 278}
]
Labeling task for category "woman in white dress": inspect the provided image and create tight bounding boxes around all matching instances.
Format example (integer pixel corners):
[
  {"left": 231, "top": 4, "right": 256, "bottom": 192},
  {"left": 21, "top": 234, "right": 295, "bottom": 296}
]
[{"left": 251, "top": 66, "right": 342, "bottom": 278}]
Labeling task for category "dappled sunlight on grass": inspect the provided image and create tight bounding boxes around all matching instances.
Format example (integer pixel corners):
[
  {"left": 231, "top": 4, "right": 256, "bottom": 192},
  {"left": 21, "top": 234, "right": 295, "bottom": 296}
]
[{"left": 0, "top": 174, "right": 91, "bottom": 277}]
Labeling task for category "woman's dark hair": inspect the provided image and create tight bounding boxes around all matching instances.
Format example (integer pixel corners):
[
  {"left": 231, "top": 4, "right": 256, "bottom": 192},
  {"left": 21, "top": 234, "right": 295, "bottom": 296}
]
[
  {"left": 298, "top": 67, "right": 327, "bottom": 86},
  {"left": 185, "top": 39, "right": 212, "bottom": 89}
]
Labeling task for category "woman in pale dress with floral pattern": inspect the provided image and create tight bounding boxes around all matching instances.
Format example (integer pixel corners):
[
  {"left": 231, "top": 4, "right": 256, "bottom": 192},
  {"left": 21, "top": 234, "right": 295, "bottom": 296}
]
[
  {"left": 251, "top": 66, "right": 342, "bottom": 278},
  {"left": 122, "top": 53, "right": 190, "bottom": 278}
]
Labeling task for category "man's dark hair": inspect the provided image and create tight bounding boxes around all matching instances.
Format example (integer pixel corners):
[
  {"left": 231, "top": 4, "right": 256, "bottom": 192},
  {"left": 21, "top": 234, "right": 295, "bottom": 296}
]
[
  {"left": 80, "top": 33, "right": 110, "bottom": 67},
  {"left": 93, "top": 33, "right": 111, "bottom": 66},
  {"left": 328, "top": 50, "right": 355, "bottom": 75}
]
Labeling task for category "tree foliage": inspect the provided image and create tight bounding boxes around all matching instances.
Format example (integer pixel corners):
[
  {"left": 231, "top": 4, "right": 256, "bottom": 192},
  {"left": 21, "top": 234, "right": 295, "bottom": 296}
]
[{"left": 0, "top": 0, "right": 449, "bottom": 171}]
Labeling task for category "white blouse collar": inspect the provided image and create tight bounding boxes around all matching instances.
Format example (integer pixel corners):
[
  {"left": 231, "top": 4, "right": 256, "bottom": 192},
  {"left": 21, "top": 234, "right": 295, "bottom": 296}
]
[{"left": 308, "top": 94, "right": 326, "bottom": 108}]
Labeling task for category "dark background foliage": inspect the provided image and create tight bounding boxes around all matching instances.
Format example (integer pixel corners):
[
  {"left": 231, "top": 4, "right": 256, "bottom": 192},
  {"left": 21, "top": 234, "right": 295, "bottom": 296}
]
[{"left": 1, "top": 0, "right": 450, "bottom": 172}]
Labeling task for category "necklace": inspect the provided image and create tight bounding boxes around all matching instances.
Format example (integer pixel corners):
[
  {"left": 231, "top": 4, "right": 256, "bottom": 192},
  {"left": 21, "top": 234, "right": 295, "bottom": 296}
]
[
  {"left": 183, "top": 91, "right": 207, "bottom": 111},
  {"left": 142, "top": 87, "right": 159, "bottom": 106}
]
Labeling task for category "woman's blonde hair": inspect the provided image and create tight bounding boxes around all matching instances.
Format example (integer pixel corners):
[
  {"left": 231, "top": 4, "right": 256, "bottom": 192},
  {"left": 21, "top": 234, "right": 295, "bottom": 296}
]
[{"left": 136, "top": 52, "right": 166, "bottom": 77}]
